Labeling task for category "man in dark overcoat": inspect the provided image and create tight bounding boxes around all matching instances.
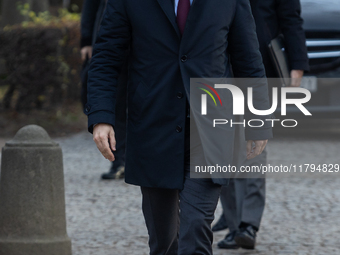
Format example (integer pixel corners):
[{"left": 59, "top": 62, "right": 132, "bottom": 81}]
[{"left": 85, "top": 0, "right": 273, "bottom": 253}]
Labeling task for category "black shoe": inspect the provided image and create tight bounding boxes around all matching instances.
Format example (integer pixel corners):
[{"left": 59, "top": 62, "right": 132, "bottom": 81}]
[
  {"left": 217, "top": 230, "right": 239, "bottom": 249},
  {"left": 212, "top": 215, "right": 228, "bottom": 232},
  {"left": 234, "top": 225, "right": 257, "bottom": 249},
  {"left": 101, "top": 165, "right": 125, "bottom": 180}
]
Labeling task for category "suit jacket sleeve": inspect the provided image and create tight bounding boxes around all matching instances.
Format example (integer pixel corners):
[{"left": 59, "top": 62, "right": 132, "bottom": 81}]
[
  {"left": 228, "top": 0, "right": 273, "bottom": 141},
  {"left": 277, "top": 0, "right": 310, "bottom": 71},
  {"left": 81, "top": 0, "right": 101, "bottom": 47},
  {"left": 85, "top": 0, "right": 131, "bottom": 133}
]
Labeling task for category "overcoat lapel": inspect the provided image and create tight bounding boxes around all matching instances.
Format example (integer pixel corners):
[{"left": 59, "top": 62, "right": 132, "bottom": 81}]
[{"left": 157, "top": 0, "right": 181, "bottom": 39}]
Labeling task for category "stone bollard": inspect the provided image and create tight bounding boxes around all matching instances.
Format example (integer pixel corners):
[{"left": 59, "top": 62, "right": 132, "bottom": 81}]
[{"left": 0, "top": 125, "right": 72, "bottom": 255}]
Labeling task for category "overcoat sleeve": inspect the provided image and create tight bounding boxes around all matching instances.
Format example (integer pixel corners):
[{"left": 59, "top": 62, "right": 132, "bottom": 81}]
[
  {"left": 85, "top": 0, "right": 131, "bottom": 133},
  {"left": 276, "top": 0, "right": 309, "bottom": 72},
  {"left": 228, "top": 0, "right": 273, "bottom": 141},
  {"left": 80, "top": 0, "right": 101, "bottom": 47}
]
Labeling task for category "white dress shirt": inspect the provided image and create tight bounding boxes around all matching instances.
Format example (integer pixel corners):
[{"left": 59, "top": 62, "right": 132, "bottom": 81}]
[{"left": 174, "top": 0, "right": 194, "bottom": 16}]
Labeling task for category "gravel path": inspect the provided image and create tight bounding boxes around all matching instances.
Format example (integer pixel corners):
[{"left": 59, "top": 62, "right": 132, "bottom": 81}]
[
  {"left": 1, "top": 129, "right": 339, "bottom": 255},
  {"left": 53, "top": 130, "right": 340, "bottom": 255}
]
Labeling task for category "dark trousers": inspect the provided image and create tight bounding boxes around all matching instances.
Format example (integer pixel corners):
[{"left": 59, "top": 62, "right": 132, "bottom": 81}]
[
  {"left": 218, "top": 116, "right": 266, "bottom": 231},
  {"left": 221, "top": 176, "right": 266, "bottom": 231},
  {"left": 141, "top": 119, "right": 222, "bottom": 255}
]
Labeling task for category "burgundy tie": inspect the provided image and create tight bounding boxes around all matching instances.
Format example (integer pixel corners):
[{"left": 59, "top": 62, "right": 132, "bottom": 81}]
[{"left": 177, "top": 0, "right": 191, "bottom": 35}]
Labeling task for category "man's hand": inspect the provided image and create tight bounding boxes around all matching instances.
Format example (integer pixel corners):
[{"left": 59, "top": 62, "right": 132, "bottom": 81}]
[
  {"left": 246, "top": 140, "right": 268, "bottom": 160},
  {"left": 289, "top": 70, "right": 304, "bottom": 87},
  {"left": 93, "top": 124, "right": 116, "bottom": 161},
  {"left": 81, "top": 46, "right": 93, "bottom": 61}
]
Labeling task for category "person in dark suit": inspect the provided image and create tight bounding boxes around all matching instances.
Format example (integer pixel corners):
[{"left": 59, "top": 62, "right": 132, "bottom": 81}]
[
  {"left": 85, "top": 0, "right": 273, "bottom": 253},
  {"left": 80, "top": 0, "right": 127, "bottom": 180},
  {"left": 215, "top": 0, "right": 309, "bottom": 250}
]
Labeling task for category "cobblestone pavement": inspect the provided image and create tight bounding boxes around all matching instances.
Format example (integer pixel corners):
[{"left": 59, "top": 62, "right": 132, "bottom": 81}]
[{"left": 2, "top": 128, "right": 339, "bottom": 255}]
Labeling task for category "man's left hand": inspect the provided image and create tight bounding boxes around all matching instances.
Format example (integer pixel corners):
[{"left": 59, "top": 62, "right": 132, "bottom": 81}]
[
  {"left": 246, "top": 140, "right": 268, "bottom": 160},
  {"left": 290, "top": 70, "right": 304, "bottom": 87},
  {"left": 81, "top": 46, "right": 93, "bottom": 61}
]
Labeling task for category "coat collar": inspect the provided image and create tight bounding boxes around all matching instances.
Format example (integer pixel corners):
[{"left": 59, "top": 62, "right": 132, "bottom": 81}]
[{"left": 157, "top": 0, "right": 198, "bottom": 39}]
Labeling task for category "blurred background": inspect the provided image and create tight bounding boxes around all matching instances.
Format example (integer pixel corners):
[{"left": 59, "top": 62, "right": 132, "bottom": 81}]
[
  {"left": 0, "top": 0, "right": 339, "bottom": 254},
  {"left": 0, "top": 0, "right": 85, "bottom": 137},
  {"left": 0, "top": 0, "right": 339, "bottom": 137}
]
